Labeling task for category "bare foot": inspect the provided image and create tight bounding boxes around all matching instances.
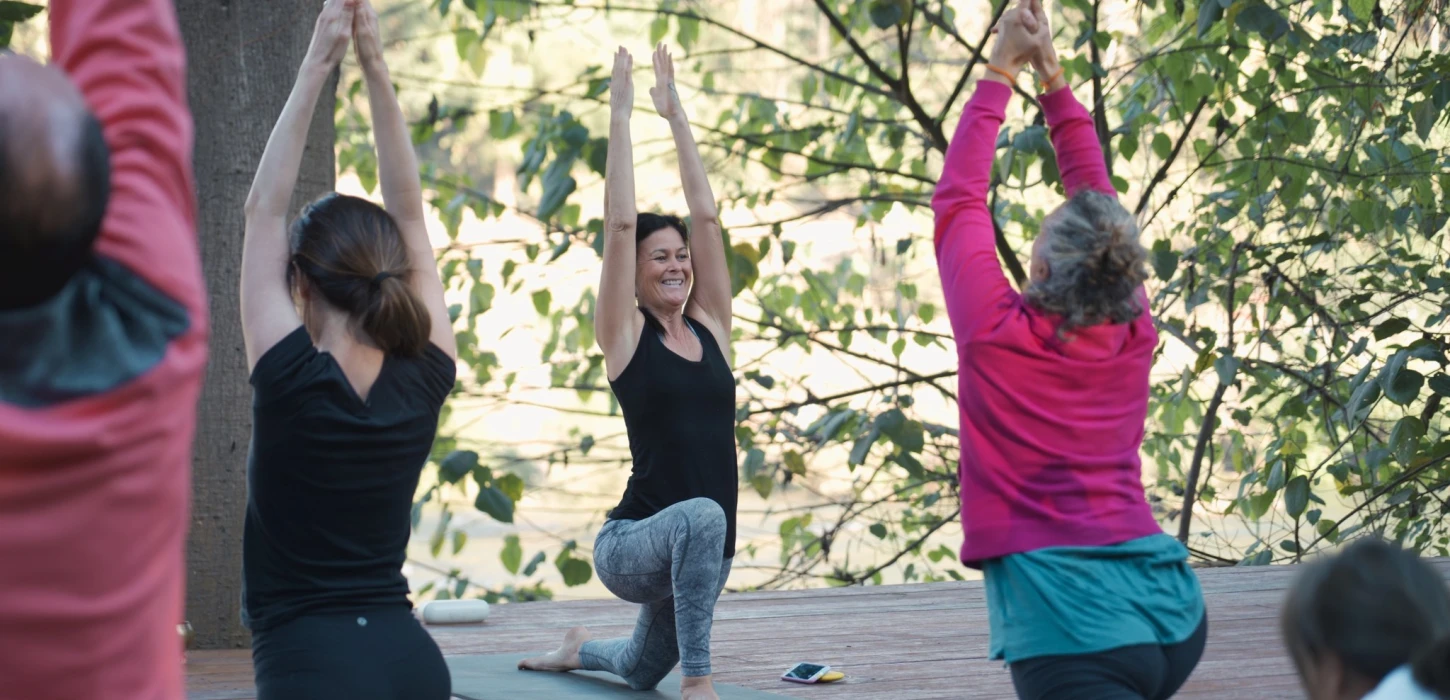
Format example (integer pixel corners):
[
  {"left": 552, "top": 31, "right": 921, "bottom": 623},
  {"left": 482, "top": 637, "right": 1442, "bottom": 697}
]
[
  {"left": 681, "top": 675, "right": 720, "bottom": 700},
  {"left": 517, "top": 626, "right": 592, "bottom": 672}
]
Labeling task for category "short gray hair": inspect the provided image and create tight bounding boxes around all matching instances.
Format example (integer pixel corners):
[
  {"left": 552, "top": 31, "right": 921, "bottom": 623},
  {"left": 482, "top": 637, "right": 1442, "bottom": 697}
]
[{"left": 1023, "top": 190, "right": 1149, "bottom": 334}]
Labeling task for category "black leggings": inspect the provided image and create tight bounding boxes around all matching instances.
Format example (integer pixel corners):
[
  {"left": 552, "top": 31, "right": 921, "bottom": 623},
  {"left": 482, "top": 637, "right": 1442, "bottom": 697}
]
[
  {"left": 251, "top": 607, "right": 450, "bottom": 700},
  {"left": 1010, "top": 615, "right": 1208, "bottom": 700}
]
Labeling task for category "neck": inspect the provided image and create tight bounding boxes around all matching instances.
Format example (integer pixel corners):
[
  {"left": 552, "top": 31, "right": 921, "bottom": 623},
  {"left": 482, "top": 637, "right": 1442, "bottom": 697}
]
[
  {"left": 307, "top": 305, "right": 372, "bottom": 355},
  {"left": 644, "top": 305, "right": 688, "bottom": 335}
]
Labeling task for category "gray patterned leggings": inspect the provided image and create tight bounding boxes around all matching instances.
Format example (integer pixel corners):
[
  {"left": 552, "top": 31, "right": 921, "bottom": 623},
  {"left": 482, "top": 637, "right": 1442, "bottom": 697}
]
[{"left": 579, "top": 498, "right": 733, "bottom": 690}]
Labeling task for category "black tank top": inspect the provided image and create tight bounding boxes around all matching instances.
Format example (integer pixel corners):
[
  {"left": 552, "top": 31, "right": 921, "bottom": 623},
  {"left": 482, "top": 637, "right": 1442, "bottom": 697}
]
[{"left": 607, "top": 314, "right": 738, "bottom": 557}]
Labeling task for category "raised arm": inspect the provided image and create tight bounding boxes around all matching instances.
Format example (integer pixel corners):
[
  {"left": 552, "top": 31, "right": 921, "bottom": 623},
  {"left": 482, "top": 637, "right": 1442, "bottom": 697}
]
[
  {"left": 648, "top": 44, "right": 731, "bottom": 362},
  {"left": 596, "top": 48, "right": 642, "bottom": 381},
  {"left": 241, "top": 0, "right": 354, "bottom": 369},
  {"left": 49, "top": 0, "right": 201, "bottom": 318},
  {"left": 353, "top": 0, "right": 455, "bottom": 358},
  {"left": 931, "top": 5, "right": 1042, "bottom": 339},
  {"left": 1025, "top": 0, "right": 1114, "bottom": 198}
]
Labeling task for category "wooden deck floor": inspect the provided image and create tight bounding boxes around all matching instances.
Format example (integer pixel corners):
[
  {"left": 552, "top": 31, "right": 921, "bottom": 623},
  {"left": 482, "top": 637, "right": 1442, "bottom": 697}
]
[{"left": 186, "top": 559, "right": 1450, "bottom": 699}]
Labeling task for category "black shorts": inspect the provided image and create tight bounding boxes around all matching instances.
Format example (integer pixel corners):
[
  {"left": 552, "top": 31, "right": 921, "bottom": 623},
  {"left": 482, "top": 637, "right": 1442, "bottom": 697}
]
[
  {"left": 1010, "top": 614, "right": 1209, "bottom": 700},
  {"left": 251, "top": 607, "right": 450, "bottom": 700}
]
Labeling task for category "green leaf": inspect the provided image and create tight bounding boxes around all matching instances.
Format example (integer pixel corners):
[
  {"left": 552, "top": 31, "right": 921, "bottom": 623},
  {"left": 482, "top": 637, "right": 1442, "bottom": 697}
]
[
  {"left": 676, "top": 15, "right": 700, "bottom": 50},
  {"left": 783, "top": 450, "right": 807, "bottom": 476},
  {"left": 557, "top": 556, "right": 593, "bottom": 586},
  {"left": 1152, "top": 132, "right": 1173, "bottom": 160},
  {"left": 471, "top": 282, "right": 495, "bottom": 315},
  {"left": 522, "top": 551, "right": 547, "bottom": 576},
  {"left": 1214, "top": 354, "right": 1240, "bottom": 385},
  {"left": 1391, "top": 416, "right": 1426, "bottom": 466},
  {"left": 474, "top": 486, "right": 515, "bottom": 523},
  {"left": 1429, "top": 374, "right": 1450, "bottom": 398},
  {"left": 532, "top": 289, "right": 552, "bottom": 316},
  {"left": 1151, "top": 240, "right": 1179, "bottom": 281},
  {"left": 501, "top": 534, "right": 523, "bottom": 574},
  {"left": 0, "top": 1, "right": 43, "bottom": 21},
  {"left": 728, "top": 242, "right": 760, "bottom": 297},
  {"left": 868, "top": 0, "right": 905, "bottom": 27},
  {"left": 1196, "top": 0, "right": 1225, "bottom": 38},
  {"left": 452, "top": 529, "right": 468, "bottom": 555},
  {"left": 1316, "top": 518, "right": 1340, "bottom": 542},
  {"left": 489, "top": 110, "right": 521, "bottom": 139},
  {"left": 492, "top": 0, "right": 529, "bottom": 22},
  {"left": 1284, "top": 475, "right": 1309, "bottom": 519},
  {"left": 1385, "top": 369, "right": 1424, "bottom": 406},
  {"left": 496, "top": 473, "right": 525, "bottom": 502},
  {"left": 1348, "top": 0, "right": 1374, "bottom": 19},
  {"left": 848, "top": 428, "right": 878, "bottom": 466},
  {"left": 1373, "top": 317, "right": 1411, "bottom": 340},
  {"left": 649, "top": 14, "right": 669, "bottom": 46},
  {"left": 537, "top": 161, "right": 578, "bottom": 221},
  {"left": 1234, "top": 2, "right": 1288, "bottom": 39},
  {"left": 440, "top": 450, "right": 479, "bottom": 483},
  {"left": 869, "top": 523, "right": 888, "bottom": 539}
]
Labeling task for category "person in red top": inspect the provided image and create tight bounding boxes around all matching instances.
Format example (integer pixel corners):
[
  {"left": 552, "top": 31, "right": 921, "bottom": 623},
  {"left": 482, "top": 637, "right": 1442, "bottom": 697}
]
[
  {"left": 0, "top": 1, "right": 204, "bottom": 699},
  {"left": 935, "top": 2, "right": 1205, "bottom": 698}
]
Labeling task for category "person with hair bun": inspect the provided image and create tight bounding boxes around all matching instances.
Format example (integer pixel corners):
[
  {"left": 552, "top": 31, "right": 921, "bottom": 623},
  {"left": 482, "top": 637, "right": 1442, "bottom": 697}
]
[
  {"left": 933, "top": 1, "right": 1205, "bottom": 698},
  {"left": 1283, "top": 538, "right": 1450, "bottom": 700},
  {"left": 238, "top": 1, "right": 456, "bottom": 698}
]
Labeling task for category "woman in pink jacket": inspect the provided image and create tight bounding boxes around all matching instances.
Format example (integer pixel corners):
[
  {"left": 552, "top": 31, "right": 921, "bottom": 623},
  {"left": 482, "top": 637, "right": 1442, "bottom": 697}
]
[{"left": 934, "top": 2, "right": 1207, "bottom": 698}]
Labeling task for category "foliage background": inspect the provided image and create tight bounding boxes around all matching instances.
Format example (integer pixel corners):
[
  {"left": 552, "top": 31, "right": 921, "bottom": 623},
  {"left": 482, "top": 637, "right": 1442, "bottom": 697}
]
[{"left": 9, "top": 0, "right": 1449, "bottom": 602}]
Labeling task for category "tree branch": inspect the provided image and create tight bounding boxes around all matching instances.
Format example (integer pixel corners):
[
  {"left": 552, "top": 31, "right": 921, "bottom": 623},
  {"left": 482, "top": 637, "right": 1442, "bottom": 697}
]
[
  {"left": 747, "top": 371, "right": 957, "bottom": 415},
  {"left": 810, "top": 0, "right": 948, "bottom": 149},
  {"left": 1178, "top": 245, "right": 1239, "bottom": 542},
  {"left": 1135, "top": 94, "right": 1209, "bottom": 217}
]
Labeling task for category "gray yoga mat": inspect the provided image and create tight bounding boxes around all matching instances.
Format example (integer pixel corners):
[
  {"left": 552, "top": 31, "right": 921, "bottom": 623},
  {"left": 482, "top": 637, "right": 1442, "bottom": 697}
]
[{"left": 447, "top": 654, "right": 794, "bottom": 699}]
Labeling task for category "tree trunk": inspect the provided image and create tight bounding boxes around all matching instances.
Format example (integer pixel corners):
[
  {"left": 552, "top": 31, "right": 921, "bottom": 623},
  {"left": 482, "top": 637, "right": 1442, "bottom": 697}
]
[{"left": 177, "top": 1, "right": 336, "bottom": 650}]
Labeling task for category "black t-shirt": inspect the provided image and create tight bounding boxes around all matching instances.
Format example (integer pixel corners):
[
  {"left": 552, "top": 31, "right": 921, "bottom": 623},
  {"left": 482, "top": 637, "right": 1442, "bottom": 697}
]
[
  {"left": 607, "top": 315, "right": 739, "bottom": 558},
  {"left": 241, "top": 327, "right": 455, "bottom": 632}
]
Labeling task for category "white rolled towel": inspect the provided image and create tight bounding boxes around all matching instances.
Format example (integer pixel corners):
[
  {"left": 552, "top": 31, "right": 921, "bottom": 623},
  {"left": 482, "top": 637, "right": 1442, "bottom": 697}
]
[{"left": 416, "top": 599, "right": 491, "bottom": 625}]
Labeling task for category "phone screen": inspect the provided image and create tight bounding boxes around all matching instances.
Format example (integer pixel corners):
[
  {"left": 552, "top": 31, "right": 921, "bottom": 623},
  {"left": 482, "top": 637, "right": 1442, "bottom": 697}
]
[{"left": 785, "top": 663, "right": 826, "bottom": 679}]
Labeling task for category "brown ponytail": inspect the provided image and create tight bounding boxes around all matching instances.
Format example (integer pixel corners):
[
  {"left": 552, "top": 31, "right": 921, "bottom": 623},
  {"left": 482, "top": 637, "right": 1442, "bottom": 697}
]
[{"left": 288, "top": 193, "right": 431, "bottom": 356}]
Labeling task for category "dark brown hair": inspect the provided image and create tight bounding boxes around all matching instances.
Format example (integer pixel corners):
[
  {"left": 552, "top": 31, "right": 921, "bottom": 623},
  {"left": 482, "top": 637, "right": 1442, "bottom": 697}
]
[
  {"left": 0, "top": 109, "right": 110, "bottom": 309},
  {"left": 288, "top": 193, "right": 430, "bottom": 356},
  {"left": 634, "top": 212, "right": 690, "bottom": 334},
  {"left": 1281, "top": 538, "right": 1450, "bottom": 696},
  {"left": 1023, "top": 190, "right": 1149, "bottom": 334}
]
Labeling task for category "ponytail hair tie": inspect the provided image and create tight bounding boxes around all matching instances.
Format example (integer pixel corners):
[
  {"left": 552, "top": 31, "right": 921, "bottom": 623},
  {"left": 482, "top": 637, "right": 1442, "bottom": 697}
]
[{"left": 370, "top": 271, "right": 395, "bottom": 287}]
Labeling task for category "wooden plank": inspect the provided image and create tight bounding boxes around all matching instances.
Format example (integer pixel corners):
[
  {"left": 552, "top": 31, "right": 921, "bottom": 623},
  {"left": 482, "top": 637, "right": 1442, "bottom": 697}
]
[{"left": 185, "top": 558, "right": 1450, "bottom": 700}]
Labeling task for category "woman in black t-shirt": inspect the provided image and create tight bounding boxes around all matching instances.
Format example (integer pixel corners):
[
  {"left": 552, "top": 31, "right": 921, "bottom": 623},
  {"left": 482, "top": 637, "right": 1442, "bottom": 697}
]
[
  {"left": 237, "top": 2, "right": 457, "bottom": 699},
  {"left": 517, "top": 45, "right": 737, "bottom": 700}
]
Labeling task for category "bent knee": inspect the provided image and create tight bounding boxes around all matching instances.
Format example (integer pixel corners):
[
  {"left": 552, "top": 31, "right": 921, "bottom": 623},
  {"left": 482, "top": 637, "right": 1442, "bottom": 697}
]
[{"left": 675, "top": 498, "right": 726, "bottom": 532}]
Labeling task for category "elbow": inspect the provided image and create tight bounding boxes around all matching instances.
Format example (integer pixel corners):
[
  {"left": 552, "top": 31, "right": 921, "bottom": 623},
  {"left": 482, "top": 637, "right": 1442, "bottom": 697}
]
[
  {"left": 604, "top": 217, "right": 635, "bottom": 236},
  {"left": 690, "top": 211, "right": 720, "bottom": 230},
  {"left": 243, "top": 189, "right": 268, "bottom": 221}
]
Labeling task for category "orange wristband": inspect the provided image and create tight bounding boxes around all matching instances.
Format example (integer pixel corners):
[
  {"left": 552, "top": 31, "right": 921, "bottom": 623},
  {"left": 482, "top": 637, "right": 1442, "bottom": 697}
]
[
  {"left": 1039, "top": 65, "right": 1065, "bottom": 90},
  {"left": 984, "top": 64, "right": 1017, "bottom": 85}
]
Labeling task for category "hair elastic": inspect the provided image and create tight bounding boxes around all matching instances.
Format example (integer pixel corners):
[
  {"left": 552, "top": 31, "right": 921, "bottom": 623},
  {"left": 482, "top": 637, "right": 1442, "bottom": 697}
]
[
  {"left": 370, "top": 271, "right": 395, "bottom": 286},
  {"left": 984, "top": 64, "right": 1017, "bottom": 86},
  {"left": 1039, "top": 65, "right": 1065, "bottom": 90}
]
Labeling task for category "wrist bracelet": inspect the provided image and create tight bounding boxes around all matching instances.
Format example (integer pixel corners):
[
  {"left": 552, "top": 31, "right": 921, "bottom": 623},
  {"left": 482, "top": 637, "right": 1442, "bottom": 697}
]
[
  {"left": 985, "top": 64, "right": 1017, "bottom": 86},
  {"left": 1039, "top": 65, "right": 1065, "bottom": 90}
]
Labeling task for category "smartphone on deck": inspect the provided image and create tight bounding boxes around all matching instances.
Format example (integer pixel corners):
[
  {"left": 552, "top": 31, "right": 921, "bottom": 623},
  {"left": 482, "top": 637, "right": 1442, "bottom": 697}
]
[{"left": 781, "top": 662, "right": 831, "bottom": 684}]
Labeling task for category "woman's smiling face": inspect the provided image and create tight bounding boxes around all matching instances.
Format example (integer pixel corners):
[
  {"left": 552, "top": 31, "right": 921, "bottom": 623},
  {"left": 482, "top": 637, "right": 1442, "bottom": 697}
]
[{"left": 635, "top": 226, "right": 692, "bottom": 311}]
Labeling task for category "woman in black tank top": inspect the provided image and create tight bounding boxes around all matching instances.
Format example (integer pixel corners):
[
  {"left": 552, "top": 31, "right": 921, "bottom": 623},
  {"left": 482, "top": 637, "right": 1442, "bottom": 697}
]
[
  {"left": 518, "top": 45, "right": 738, "bottom": 700},
  {"left": 238, "top": 2, "right": 458, "bottom": 699}
]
